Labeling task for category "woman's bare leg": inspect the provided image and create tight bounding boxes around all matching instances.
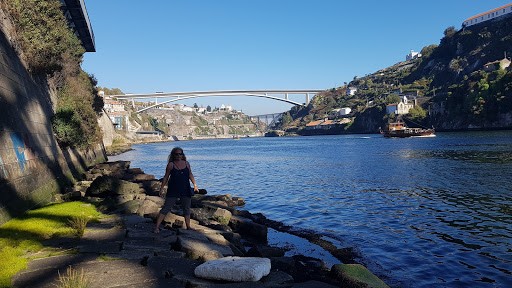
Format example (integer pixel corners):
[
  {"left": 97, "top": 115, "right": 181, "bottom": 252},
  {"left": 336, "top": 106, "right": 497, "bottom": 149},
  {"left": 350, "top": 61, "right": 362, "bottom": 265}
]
[{"left": 154, "top": 213, "right": 165, "bottom": 233}]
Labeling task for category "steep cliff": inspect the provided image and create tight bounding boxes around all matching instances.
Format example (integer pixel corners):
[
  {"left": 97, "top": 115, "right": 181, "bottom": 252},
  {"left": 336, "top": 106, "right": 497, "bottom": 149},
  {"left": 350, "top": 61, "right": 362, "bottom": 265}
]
[
  {"left": 279, "top": 16, "right": 512, "bottom": 133},
  {"left": 0, "top": 7, "right": 106, "bottom": 224}
]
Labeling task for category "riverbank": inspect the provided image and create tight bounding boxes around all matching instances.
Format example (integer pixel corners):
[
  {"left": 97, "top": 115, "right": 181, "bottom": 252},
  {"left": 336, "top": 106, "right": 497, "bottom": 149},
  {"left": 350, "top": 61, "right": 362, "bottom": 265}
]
[{"left": 11, "top": 160, "right": 390, "bottom": 288}]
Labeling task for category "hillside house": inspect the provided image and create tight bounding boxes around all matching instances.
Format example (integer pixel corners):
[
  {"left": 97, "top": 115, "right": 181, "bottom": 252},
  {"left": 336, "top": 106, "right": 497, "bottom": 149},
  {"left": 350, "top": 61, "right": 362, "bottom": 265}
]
[
  {"left": 462, "top": 3, "right": 512, "bottom": 28},
  {"left": 182, "top": 106, "right": 194, "bottom": 112},
  {"left": 347, "top": 87, "right": 358, "bottom": 96},
  {"left": 331, "top": 107, "right": 352, "bottom": 117},
  {"left": 406, "top": 50, "right": 422, "bottom": 61},
  {"left": 306, "top": 118, "right": 335, "bottom": 130},
  {"left": 320, "top": 119, "right": 335, "bottom": 129},
  {"left": 483, "top": 58, "right": 511, "bottom": 72},
  {"left": 386, "top": 96, "right": 414, "bottom": 115},
  {"left": 108, "top": 111, "right": 129, "bottom": 130},
  {"left": 305, "top": 120, "right": 324, "bottom": 130}
]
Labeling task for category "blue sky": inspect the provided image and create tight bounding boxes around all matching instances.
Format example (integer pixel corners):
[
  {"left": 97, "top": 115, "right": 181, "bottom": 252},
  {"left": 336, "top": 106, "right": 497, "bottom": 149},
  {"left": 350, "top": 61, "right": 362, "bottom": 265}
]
[{"left": 82, "top": 0, "right": 511, "bottom": 115}]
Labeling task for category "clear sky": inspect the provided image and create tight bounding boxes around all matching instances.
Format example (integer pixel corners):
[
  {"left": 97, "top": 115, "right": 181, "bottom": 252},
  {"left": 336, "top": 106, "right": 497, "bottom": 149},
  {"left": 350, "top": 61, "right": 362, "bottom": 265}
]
[{"left": 81, "top": 0, "right": 512, "bottom": 115}]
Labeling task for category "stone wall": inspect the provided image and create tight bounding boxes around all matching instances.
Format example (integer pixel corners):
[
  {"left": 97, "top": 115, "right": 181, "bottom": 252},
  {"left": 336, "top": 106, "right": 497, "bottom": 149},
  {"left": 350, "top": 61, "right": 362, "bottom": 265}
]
[{"left": 0, "top": 24, "right": 106, "bottom": 224}]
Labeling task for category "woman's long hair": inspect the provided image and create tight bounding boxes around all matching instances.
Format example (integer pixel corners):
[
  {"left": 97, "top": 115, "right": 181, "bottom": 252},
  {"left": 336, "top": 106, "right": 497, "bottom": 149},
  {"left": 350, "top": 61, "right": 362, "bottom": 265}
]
[{"left": 168, "top": 147, "right": 187, "bottom": 163}]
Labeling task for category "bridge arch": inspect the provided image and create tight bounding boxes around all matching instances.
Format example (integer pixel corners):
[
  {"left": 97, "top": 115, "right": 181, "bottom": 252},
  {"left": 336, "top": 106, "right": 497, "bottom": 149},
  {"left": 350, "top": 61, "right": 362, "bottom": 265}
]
[{"left": 111, "top": 90, "right": 324, "bottom": 113}]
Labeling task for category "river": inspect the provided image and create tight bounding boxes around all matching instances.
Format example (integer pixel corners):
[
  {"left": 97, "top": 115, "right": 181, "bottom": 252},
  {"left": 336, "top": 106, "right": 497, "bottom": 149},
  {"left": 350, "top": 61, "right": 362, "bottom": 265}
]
[{"left": 110, "top": 131, "right": 512, "bottom": 287}]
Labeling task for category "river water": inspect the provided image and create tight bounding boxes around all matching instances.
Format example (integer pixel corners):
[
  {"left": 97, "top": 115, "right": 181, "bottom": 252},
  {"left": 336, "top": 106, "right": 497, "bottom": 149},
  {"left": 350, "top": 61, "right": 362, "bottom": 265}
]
[{"left": 110, "top": 131, "right": 512, "bottom": 287}]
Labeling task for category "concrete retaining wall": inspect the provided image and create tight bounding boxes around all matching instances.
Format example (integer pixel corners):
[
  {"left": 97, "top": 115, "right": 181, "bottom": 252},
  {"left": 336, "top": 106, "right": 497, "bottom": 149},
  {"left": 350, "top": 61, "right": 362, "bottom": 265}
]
[{"left": 0, "top": 24, "right": 106, "bottom": 224}]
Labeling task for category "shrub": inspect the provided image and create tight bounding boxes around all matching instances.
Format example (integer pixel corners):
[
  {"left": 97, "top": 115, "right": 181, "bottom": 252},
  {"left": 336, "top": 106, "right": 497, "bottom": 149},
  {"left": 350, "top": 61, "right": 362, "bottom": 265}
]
[
  {"left": 1, "top": 0, "right": 84, "bottom": 74},
  {"left": 57, "top": 266, "right": 91, "bottom": 288}
]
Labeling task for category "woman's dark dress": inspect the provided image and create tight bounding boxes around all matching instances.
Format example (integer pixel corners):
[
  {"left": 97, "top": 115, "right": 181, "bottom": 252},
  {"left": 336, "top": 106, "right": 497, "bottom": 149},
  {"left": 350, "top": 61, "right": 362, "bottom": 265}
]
[{"left": 167, "top": 164, "right": 192, "bottom": 197}]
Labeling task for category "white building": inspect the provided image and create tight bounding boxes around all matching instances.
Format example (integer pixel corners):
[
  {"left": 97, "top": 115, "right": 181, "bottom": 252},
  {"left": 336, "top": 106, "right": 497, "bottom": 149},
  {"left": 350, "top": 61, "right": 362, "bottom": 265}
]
[
  {"left": 197, "top": 107, "right": 207, "bottom": 113},
  {"left": 339, "top": 107, "right": 351, "bottom": 116},
  {"left": 386, "top": 96, "right": 414, "bottom": 115},
  {"left": 406, "top": 50, "right": 422, "bottom": 61},
  {"left": 182, "top": 106, "right": 194, "bottom": 112},
  {"left": 347, "top": 87, "right": 357, "bottom": 96},
  {"left": 463, "top": 3, "right": 512, "bottom": 28}
]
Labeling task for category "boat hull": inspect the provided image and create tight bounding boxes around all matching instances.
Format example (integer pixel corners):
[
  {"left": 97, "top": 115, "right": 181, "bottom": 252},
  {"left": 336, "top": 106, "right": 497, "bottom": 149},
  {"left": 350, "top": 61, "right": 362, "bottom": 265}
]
[{"left": 381, "top": 128, "right": 435, "bottom": 138}]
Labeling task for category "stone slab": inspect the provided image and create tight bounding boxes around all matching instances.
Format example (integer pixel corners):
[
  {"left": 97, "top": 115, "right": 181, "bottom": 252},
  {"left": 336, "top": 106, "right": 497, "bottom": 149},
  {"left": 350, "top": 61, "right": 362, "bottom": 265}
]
[
  {"left": 177, "top": 236, "right": 234, "bottom": 260},
  {"left": 78, "top": 242, "right": 121, "bottom": 253},
  {"left": 26, "top": 254, "right": 97, "bottom": 271},
  {"left": 194, "top": 256, "right": 271, "bottom": 282},
  {"left": 81, "top": 228, "right": 126, "bottom": 242},
  {"left": 122, "top": 239, "right": 172, "bottom": 253}
]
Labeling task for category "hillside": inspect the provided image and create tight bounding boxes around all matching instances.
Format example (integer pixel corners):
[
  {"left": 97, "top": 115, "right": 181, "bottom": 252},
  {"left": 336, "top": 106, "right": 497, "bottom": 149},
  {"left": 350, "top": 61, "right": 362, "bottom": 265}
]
[
  {"left": 277, "top": 16, "right": 512, "bottom": 134},
  {"left": 128, "top": 105, "right": 264, "bottom": 140}
]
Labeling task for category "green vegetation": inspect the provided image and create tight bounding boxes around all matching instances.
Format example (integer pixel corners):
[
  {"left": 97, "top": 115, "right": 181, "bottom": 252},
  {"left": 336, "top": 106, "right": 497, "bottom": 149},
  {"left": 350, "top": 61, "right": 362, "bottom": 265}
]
[
  {"left": 1, "top": 0, "right": 103, "bottom": 149},
  {"left": 0, "top": 201, "right": 101, "bottom": 287},
  {"left": 0, "top": 0, "right": 83, "bottom": 74},
  {"left": 57, "top": 266, "right": 91, "bottom": 288},
  {"left": 279, "top": 16, "right": 512, "bottom": 132}
]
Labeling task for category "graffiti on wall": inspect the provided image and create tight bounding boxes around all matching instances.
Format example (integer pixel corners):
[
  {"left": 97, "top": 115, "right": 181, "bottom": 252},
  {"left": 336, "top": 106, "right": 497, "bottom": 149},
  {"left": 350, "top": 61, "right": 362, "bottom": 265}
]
[
  {"left": 10, "top": 133, "right": 26, "bottom": 172},
  {"left": 0, "top": 155, "right": 8, "bottom": 179},
  {"left": 9, "top": 133, "right": 35, "bottom": 173}
]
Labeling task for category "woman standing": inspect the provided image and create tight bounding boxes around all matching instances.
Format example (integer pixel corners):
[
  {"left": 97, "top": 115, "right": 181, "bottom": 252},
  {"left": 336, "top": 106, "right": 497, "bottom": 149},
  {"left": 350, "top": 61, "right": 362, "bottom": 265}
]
[{"left": 154, "top": 147, "right": 199, "bottom": 232}]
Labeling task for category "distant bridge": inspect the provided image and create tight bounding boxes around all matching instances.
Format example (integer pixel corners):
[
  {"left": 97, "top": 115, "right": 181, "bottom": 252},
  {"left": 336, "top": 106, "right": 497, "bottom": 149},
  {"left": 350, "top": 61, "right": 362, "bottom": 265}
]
[
  {"left": 250, "top": 113, "right": 283, "bottom": 132},
  {"left": 111, "top": 90, "right": 324, "bottom": 113}
]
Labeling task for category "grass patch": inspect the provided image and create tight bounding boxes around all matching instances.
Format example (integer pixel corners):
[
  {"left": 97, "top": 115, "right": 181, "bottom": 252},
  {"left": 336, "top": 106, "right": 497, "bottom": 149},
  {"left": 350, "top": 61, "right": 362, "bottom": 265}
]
[
  {"left": 57, "top": 266, "right": 91, "bottom": 288},
  {"left": 97, "top": 254, "right": 121, "bottom": 261},
  {"left": 0, "top": 201, "right": 101, "bottom": 287}
]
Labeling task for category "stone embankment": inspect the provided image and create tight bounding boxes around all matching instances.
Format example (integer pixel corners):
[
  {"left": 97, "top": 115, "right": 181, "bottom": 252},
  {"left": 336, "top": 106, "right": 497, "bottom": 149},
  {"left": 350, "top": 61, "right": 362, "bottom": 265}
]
[{"left": 11, "top": 161, "right": 389, "bottom": 288}]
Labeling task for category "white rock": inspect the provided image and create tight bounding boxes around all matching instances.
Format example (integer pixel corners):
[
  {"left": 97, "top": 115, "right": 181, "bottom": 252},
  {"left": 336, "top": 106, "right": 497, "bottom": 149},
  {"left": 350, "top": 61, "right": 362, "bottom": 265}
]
[{"left": 194, "top": 256, "right": 271, "bottom": 282}]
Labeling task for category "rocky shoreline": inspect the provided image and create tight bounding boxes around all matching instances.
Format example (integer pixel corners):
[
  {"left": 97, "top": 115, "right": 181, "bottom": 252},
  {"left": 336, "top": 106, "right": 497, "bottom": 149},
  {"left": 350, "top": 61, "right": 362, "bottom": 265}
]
[{"left": 12, "top": 160, "right": 390, "bottom": 288}]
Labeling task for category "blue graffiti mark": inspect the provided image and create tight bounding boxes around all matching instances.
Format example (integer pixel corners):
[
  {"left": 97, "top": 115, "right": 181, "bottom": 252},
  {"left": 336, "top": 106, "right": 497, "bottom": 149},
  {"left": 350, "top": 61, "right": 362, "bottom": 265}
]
[
  {"left": 0, "top": 155, "right": 8, "bottom": 178},
  {"left": 10, "top": 133, "right": 26, "bottom": 173}
]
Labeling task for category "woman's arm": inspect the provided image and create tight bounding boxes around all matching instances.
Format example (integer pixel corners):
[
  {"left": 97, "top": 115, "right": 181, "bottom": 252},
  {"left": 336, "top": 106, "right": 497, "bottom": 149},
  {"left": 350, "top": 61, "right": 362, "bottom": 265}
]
[
  {"left": 187, "top": 162, "right": 199, "bottom": 192},
  {"left": 159, "top": 161, "right": 173, "bottom": 197}
]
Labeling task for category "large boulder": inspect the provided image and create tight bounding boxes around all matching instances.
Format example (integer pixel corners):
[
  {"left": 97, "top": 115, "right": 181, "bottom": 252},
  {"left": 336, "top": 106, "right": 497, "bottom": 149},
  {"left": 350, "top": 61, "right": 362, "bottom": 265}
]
[
  {"left": 331, "top": 264, "right": 389, "bottom": 288},
  {"left": 194, "top": 256, "right": 271, "bottom": 282},
  {"left": 176, "top": 235, "right": 234, "bottom": 262},
  {"left": 86, "top": 176, "right": 140, "bottom": 198},
  {"left": 229, "top": 216, "right": 267, "bottom": 242},
  {"left": 136, "top": 199, "right": 160, "bottom": 216}
]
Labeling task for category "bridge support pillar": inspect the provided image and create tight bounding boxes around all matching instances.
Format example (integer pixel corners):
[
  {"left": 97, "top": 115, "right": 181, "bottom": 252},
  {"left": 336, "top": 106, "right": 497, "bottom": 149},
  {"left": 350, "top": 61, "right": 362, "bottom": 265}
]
[
  {"left": 131, "top": 98, "right": 135, "bottom": 108},
  {"left": 306, "top": 93, "right": 310, "bottom": 105}
]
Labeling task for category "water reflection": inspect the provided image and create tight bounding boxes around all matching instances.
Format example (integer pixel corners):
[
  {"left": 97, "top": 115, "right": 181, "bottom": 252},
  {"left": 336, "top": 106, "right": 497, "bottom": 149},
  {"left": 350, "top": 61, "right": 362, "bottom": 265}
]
[{"left": 110, "top": 132, "right": 512, "bottom": 287}]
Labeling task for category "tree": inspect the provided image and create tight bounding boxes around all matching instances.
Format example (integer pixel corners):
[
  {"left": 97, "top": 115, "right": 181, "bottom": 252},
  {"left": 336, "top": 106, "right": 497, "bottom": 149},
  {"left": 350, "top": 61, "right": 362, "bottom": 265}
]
[
  {"left": 420, "top": 44, "right": 438, "bottom": 58},
  {"left": 408, "top": 106, "right": 426, "bottom": 122},
  {"left": 444, "top": 26, "right": 457, "bottom": 38},
  {"left": 207, "top": 105, "right": 212, "bottom": 112},
  {"left": 193, "top": 103, "right": 198, "bottom": 108},
  {"left": 385, "top": 94, "right": 401, "bottom": 104},
  {"left": 281, "top": 112, "right": 292, "bottom": 127}
]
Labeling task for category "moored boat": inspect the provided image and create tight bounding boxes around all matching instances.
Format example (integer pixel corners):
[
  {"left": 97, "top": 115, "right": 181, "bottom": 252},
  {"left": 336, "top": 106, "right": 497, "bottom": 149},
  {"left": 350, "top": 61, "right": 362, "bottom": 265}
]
[{"left": 380, "top": 121, "right": 435, "bottom": 138}]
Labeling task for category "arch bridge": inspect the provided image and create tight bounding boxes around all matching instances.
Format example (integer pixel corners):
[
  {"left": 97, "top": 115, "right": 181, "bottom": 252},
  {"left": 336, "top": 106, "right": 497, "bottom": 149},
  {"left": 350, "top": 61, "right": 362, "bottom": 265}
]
[{"left": 111, "top": 90, "right": 324, "bottom": 113}]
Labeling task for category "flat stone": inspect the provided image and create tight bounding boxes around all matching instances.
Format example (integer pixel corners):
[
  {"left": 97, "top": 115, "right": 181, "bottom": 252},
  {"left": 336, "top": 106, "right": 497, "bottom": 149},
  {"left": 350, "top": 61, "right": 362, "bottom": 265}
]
[
  {"left": 194, "top": 256, "right": 271, "bottom": 282},
  {"left": 177, "top": 236, "right": 234, "bottom": 261},
  {"left": 81, "top": 228, "right": 126, "bottom": 242},
  {"left": 78, "top": 242, "right": 121, "bottom": 253},
  {"left": 261, "top": 271, "right": 294, "bottom": 286},
  {"left": 122, "top": 239, "right": 172, "bottom": 253},
  {"left": 25, "top": 254, "right": 97, "bottom": 271},
  {"left": 122, "top": 214, "right": 153, "bottom": 227},
  {"left": 126, "top": 228, "right": 176, "bottom": 241}
]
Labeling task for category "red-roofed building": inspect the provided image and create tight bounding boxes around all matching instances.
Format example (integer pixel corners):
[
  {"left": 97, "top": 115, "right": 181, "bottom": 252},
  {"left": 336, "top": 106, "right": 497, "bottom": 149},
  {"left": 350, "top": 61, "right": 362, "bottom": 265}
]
[{"left": 462, "top": 3, "right": 512, "bottom": 28}]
